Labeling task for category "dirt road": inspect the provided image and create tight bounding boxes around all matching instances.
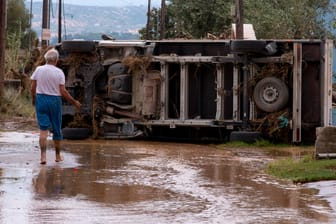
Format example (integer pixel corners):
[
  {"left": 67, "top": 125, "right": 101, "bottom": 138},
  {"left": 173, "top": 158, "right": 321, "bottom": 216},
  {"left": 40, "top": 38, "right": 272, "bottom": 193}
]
[{"left": 0, "top": 122, "right": 335, "bottom": 223}]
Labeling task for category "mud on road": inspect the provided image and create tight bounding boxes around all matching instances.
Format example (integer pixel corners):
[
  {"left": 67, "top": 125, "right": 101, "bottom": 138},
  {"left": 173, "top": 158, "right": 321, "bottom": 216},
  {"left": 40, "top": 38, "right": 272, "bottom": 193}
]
[{"left": 0, "top": 120, "right": 335, "bottom": 223}]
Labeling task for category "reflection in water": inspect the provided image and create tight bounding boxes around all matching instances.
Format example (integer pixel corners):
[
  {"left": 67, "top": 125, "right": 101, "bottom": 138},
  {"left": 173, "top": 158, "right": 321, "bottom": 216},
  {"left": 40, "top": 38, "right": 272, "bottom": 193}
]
[
  {"left": 32, "top": 151, "right": 174, "bottom": 205},
  {"left": 33, "top": 166, "right": 63, "bottom": 196},
  {"left": 29, "top": 141, "right": 336, "bottom": 223}
]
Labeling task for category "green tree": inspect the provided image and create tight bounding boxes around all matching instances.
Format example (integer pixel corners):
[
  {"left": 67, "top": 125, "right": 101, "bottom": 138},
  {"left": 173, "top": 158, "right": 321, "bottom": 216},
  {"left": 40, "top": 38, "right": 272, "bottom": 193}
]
[
  {"left": 139, "top": 0, "right": 233, "bottom": 39},
  {"left": 145, "top": 7, "right": 161, "bottom": 40},
  {"left": 140, "top": 0, "right": 335, "bottom": 40},
  {"left": 168, "top": 0, "right": 232, "bottom": 38},
  {"left": 244, "top": 0, "right": 334, "bottom": 39},
  {"left": 139, "top": 7, "right": 172, "bottom": 40},
  {"left": 7, "top": 0, "right": 35, "bottom": 49}
]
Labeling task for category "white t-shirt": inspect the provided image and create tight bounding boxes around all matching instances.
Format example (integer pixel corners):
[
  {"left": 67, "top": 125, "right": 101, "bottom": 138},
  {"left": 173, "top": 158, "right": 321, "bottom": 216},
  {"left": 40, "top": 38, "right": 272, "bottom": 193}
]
[{"left": 31, "top": 64, "right": 65, "bottom": 96}]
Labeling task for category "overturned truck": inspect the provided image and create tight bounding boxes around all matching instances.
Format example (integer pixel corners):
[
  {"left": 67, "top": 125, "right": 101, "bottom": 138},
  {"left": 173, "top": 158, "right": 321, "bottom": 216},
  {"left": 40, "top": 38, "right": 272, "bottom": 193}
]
[{"left": 56, "top": 39, "right": 333, "bottom": 143}]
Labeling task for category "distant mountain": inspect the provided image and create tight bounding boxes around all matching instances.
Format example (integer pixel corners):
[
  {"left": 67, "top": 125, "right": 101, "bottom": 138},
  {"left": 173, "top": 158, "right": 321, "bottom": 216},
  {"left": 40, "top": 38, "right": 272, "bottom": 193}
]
[{"left": 27, "top": 2, "right": 148, "bottom": 42}]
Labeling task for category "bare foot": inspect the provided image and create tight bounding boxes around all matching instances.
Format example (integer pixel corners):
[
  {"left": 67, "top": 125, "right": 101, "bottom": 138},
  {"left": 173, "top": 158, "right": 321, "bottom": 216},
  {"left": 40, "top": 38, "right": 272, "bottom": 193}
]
[
  {"left": 55, "top": 155, "right": 64, "bottom": 162},
  {"left": 41, "top": 152, "right": 46, "bottom": 165}
]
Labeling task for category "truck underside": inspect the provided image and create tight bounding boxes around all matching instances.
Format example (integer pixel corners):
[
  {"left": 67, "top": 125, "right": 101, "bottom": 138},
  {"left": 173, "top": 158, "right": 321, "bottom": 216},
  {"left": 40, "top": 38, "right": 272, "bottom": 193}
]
[{"left": 56, "top": 39, "right": 333, "bottom": 143}]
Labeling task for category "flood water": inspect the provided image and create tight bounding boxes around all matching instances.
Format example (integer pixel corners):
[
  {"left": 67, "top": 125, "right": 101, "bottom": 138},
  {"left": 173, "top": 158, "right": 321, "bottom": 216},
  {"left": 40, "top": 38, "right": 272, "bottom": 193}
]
[{"left": 0, "top": 131, "right": 335, "bottom": 224}]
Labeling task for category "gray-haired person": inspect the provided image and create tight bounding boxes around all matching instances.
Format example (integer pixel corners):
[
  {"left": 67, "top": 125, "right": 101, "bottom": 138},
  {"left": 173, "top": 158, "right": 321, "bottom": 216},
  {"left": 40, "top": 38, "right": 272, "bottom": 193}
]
[{"left": 30, "top": 49, "right": 81, "bottom": 164}]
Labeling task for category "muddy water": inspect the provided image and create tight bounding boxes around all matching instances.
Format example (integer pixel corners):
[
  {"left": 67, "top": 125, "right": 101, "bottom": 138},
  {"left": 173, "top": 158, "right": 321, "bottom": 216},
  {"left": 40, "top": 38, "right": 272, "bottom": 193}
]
[{"left": 0, "top": 132, "right": 335, "bottom": 224}]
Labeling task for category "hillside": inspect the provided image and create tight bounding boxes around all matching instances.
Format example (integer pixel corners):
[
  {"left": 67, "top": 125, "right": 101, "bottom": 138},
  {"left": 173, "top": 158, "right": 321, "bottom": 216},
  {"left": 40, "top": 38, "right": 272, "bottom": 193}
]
[{"left": 28, "top": 2, "right": 148, "bottom": 41}]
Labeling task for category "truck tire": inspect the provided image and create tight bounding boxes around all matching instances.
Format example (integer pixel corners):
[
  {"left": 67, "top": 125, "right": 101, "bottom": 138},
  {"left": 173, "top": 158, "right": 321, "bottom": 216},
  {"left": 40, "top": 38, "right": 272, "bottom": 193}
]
[
  {"left": 253, "top": 77, "right": 289, "bottom": 113},
  {"left": 62, "top": 40, "right": 96, "bottom": 53},
  {"left": 108, "top": 63, "right": 132, "bottom": 105},
  {"left": 62, "top": 127, "right": 91, "bottom": 140},
  {"left": 230, "top": 40, "right": 267, "bottom": 54}
]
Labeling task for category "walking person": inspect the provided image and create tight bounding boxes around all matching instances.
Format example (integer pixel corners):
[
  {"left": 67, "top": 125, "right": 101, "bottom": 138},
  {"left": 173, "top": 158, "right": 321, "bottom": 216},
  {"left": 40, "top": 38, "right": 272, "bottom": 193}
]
[{"left": 31, "top": 48, "right": 81, "bottom": 165}]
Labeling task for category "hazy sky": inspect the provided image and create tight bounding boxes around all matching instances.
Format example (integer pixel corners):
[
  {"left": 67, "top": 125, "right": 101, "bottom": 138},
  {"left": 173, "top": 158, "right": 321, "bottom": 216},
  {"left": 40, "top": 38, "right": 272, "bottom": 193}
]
[{"left": 35, "top": 0, "right": 161, "bottom": 7}]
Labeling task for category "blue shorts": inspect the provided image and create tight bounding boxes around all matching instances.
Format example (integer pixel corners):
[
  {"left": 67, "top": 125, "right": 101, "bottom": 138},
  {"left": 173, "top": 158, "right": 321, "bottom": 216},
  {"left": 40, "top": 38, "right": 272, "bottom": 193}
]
[{"left": 35, "top": 94, "right": 63, "bottom": 140}]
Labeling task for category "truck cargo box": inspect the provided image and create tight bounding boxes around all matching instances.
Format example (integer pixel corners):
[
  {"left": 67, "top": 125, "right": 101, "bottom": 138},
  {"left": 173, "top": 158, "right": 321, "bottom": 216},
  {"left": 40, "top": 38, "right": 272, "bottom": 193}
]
[{"left": 57, "top": 39, "right": 333, "bottom": 143}]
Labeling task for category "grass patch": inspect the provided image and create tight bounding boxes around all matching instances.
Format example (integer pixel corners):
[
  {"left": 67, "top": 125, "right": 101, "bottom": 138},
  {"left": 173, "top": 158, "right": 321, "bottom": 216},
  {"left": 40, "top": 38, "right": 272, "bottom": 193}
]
[
  {"left": 222, "top": 139, "right": 290, "bottom": 148},
  {"left": 218, "top": 139, "right": 331, "bottom": 183},
  {"left": 266, "top": 156, "right": 336, "bottom": 183},
  {"left": 218, "top": 139, "right": 314, "bottom": 157},
  {"left": 0, "top": 88, "right": 34, "bottom": 118}
]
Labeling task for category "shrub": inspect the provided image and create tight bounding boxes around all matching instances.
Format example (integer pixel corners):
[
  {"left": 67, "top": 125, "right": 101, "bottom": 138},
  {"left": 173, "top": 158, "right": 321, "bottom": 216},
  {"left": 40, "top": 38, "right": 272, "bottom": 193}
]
[{"left": 0, "top": 87, "right": 34, "bottom": 118}]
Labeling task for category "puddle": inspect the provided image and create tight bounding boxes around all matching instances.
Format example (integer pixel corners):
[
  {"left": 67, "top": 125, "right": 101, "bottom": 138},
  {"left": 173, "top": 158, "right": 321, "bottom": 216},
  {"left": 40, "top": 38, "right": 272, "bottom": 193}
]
[
  {"left": 306, "top": 181, "right": 336, "bottom": 217},
  {"left": 0, "top": 132, "right": 335, "bottom": 223},
  {"left": 0, "top": 131, "right": 39, "bottom": 143}
]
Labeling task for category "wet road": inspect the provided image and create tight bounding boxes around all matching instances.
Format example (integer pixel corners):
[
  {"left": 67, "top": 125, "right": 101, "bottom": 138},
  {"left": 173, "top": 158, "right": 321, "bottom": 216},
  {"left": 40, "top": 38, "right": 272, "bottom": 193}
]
[{"left": 0, "top": 131, "right": 335, "bottom": 224}]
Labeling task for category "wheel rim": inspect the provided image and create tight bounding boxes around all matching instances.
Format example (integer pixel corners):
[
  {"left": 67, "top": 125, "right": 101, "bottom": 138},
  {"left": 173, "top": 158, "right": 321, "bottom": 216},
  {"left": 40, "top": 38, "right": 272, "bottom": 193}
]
[
  {"left": 253, "top": 77, "right": 289, "bottom": 112},
  {"left": 262, "top": 85, "right": 279, "bottom": 104}
]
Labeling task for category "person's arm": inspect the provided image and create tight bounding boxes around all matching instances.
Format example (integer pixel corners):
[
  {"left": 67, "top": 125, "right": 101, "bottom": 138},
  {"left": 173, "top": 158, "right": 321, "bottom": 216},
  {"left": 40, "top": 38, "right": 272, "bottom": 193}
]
[
  {"left": 31, "top": 80, "right": 37, "bottom": 105},
  {"left": 59, "top": 84, "right": 81, "bottom": 110}
]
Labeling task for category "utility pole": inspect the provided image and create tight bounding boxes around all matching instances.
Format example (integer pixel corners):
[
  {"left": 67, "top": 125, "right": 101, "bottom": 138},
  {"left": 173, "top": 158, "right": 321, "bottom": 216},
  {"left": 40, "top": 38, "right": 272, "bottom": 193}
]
[
  {"left": 235, "top": 0, "right": 244, "bottom": 39},
  {"left": 0, "top": 0, "right": 6, "bottom": 99},
  {"left": 160, "top": 0, "right": 166, "bottom": 40},
  {"left": 58, "top": 0, "right": 62, "bottom": 43},
  {"left": 41, "top": 0, "right": 50, "bottom": 48},
  {"left": 146, "top": 0, "right": 151, "bottom": 40}
]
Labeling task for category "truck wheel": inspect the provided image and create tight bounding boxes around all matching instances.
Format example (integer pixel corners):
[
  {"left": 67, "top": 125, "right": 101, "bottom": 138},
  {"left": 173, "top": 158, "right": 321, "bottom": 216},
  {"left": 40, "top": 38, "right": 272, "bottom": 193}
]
[
  {"left": 230, "top": 40, "right": 267, "bottom": 54},
  {"left": 108, "top": 63, "right": 132, "bottom": 105},
  {"left": 62, "top": 127, "right": 91, "bottom": 140},
  {"left": 62, "top": 40, "right": 96, "bottom": 53},
  {"left": 253, "top": 77, "right": 289, "bottom": 113}
]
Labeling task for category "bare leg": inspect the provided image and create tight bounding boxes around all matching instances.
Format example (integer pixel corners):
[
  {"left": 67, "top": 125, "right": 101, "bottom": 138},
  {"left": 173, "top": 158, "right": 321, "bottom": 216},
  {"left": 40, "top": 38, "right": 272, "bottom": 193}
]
[
  {"left": 54, "top": 140, "right": 63, "bottom": 162},
  {"left": 39, "top": 130, "right": 48, "bottom": 164}
]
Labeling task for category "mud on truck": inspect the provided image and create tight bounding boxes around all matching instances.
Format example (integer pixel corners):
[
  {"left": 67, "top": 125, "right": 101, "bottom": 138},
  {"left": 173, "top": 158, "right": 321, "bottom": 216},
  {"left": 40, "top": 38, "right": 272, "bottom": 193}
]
[{"left": 54, "top": 39, "right": 333, "bottom": 143}]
